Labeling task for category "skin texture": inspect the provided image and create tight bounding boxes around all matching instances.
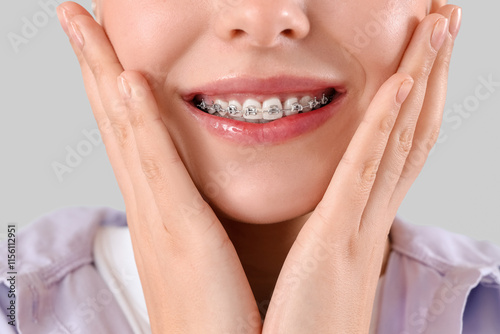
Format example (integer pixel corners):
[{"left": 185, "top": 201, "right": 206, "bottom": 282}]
[{"left": 56, "top": 0, "right": 460, "bottom": 332}]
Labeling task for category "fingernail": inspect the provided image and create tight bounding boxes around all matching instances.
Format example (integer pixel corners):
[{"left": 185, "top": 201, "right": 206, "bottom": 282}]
[
  {"left": 396, "top": 78, "right": 414, "bottom": 105},
  {"left": 431, "top": 18, "right": 448, "bottom": 51},
  {"left": 57, "top": 6, "right": 70, "bottom": 35},
  {"left": 69, "top": 21, "right": 84, "bottom": 49},
  {"left": 449, "top": 7, "right": 462, "bottom": 39},
  {"left": 118, "top": 75, "right": 132, "bottom": 99}
]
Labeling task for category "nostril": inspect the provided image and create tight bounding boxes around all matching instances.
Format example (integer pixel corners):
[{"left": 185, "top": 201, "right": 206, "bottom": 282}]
[
  {"left": 214, "top": 3, "right": 310, "bottom": 46},
  {"left": 231, "top": 29, "right": 246, "bottom": 39}
]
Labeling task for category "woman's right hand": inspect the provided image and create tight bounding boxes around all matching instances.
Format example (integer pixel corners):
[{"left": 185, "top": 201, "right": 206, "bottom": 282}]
[{"left": 56, "top": 3, "right": 262, "bottom": 333}]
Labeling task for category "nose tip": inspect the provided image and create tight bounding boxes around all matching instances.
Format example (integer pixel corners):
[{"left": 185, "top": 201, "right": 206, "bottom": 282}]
[{"left": 215, "top": 1, "right": 310, "bottom": 48}]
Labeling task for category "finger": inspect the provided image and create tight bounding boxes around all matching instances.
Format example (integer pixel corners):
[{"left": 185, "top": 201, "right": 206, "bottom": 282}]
[
  {"left": 312, "top": 73, "right": 414, "bottom": 236},
  {"left": 390, "top": 5, "right": 461, "bottom": 210},
  {"left": 392, "top": 13, "right": 448, "bottom": 138},
  {"left": 119, "top": 71, "right": 221, "bottom": 238},
  {"left": 57, "top": 5, "right": 150, "bottom": 268},
  {"left": 67, "top": 12, "right": 124, "bottom": 107},
  {"left": 58, "top": 4, "right": 149, "bottom": 276},
  {"left": 56, "top": 2, "right": 112, "bottom": 138},
  {"left": 57, "top": 3, "right": 123, "bottom": 124},
  {"left": 360, "top": 13, "right": 452, "bottom": 235},
  {"left": 63, "top": 8, "right": 137, "bottom": 162},
  {"left": 56, "top": 3, "right": 136, "bottom": 203},
  {"left": 61, "top": 7, "right": 166, "bottom": 242},
  {"left": 397, "top": 12, "right": 448, "bottom": 98}
]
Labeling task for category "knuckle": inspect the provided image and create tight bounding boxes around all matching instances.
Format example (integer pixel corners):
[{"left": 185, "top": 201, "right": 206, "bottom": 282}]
[
  {"left": 415, "top": 62, "right": 434, "bottom": 80},
  {"left": 97, "top": 119, "right": 113, "bottom": 135},
  {"left": 418, "top": 126, "right": 441, "bottom": 154},
  {"left": 89, "top": 62, "right": 104, "bottom": 80},
  {"left": 141, "top": 158, "right": 164, "bottom": 181},
  {"left": 340, "top": 156, "right": 380, "bottom": 193},
  {"left": 426, "top": 126, "right": 441, "bottom": 150},
  {"left": 358, "top": 158, "right": 380, "bottom": 188},
  {"left": 112, "top": 123, "right": 131, "bottom": 147},
  {"left": 382, "top": 165, "right": 401, "bottom": 185},
  {"left": 396, "top": 127, "right": 414, "bottom": 156},
  {"left": 378, "top": 114, "right": 396, "bottom": 137},
  {"left": 405, "top": 147, "right": 428, "bottom": 175},
  {"left": 128, "top": 110, "right": 146, "bottom": 128}
]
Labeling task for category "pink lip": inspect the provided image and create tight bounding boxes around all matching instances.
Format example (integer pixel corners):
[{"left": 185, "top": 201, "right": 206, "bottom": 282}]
[{"left": 180, "top": 76, "right": 348, "bottom": 145}]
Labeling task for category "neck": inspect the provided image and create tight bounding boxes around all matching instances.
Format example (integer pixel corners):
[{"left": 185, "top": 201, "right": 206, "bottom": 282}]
[{"left": 220, "top": 212, "right": 392, "bottom": 318}]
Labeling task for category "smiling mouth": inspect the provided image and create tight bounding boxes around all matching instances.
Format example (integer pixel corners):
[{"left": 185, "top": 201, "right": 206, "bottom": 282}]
[{"left": 192, "top": 88, "right": 339, "bottom": 123}]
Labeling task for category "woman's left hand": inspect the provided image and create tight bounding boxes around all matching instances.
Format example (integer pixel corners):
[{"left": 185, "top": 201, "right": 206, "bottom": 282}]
[{"left": 263, "top": 5, "right": 461, "bottom": 333}]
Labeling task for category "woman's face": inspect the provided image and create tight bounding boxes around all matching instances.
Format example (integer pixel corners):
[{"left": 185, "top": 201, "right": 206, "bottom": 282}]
[{"left": 97, "top": 0, "right": 433, "bottom": 224}]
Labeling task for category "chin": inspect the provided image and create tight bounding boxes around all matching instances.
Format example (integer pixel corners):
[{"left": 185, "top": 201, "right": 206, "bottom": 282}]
[{"left": 202, "top": 176, "right": 325, "bottom": 225}]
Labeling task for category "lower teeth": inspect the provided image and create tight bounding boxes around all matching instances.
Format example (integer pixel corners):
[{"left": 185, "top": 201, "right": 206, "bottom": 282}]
[{"left": 194, "top": 93, "right": 335, "bottom": 123}]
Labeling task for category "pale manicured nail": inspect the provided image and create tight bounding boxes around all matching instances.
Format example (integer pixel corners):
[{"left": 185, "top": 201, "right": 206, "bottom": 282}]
[
  {"left": 118, "top": 76, "right": 132, "bottom": 99},
  {"left": 431, "top": 18, "right": 448, "bottom": 51},
  {"left": 449, "top": 7, "right": 462, "bottom": 39},
  {"left": 57, "top": 6, "right": 70, "bottom": 35},
  {"left": 69, "top": 21, "right": 84, "bottom": 49},
  {"left": 396, "top": 78, "right": 414, "bottom": 105}
]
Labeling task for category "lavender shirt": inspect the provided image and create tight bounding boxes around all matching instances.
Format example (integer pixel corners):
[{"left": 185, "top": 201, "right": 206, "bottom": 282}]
[{"left": 1, "top": 207, "right": 499, "bottom": 333}]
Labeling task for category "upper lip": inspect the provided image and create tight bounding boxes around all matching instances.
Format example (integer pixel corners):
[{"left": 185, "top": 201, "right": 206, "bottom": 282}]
[{"left": 179, "top": 75, "right": 347, "bottom": 101}]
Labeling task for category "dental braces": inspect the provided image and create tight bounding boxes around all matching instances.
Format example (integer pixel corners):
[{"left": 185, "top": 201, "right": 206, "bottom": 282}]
[{"left": 196, "top": 93, "right": 333, "bottom": 120}]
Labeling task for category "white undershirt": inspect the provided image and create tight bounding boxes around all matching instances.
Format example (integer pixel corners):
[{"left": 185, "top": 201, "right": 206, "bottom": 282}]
[
  {"left": 93, "top": 225, "right": 385, "bottom": 334},
  {"left": 93, "top": 225, "right": 151, "bottom": 334}
]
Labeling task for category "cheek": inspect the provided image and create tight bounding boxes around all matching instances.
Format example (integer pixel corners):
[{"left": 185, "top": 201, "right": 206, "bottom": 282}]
[
  {"left": 347, "top": 0, "right": 427, "bottom": 81},
  {"left": 310, "top": 0, "right": 427, "bottom": 108},
  {"left": 324, "top": 0, "right": 427, "bottom": 106},
  {"left": 100, "top": 0, "right": 205, "bottom": 88}
]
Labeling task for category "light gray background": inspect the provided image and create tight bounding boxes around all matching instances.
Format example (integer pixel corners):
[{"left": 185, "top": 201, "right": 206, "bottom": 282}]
[{"left": 2, "top": 1, "right": 499, "bottom": 245}]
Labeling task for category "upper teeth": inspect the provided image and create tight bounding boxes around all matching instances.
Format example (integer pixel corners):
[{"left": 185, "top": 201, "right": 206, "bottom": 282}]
[{"left": 196, "top": 93, "right": 333, "bottom": 123}]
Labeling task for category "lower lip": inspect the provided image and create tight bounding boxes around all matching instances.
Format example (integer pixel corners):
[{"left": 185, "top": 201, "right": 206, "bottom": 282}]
[{"left": 184, "top": 94, "right": 347, "bottom": 145}]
